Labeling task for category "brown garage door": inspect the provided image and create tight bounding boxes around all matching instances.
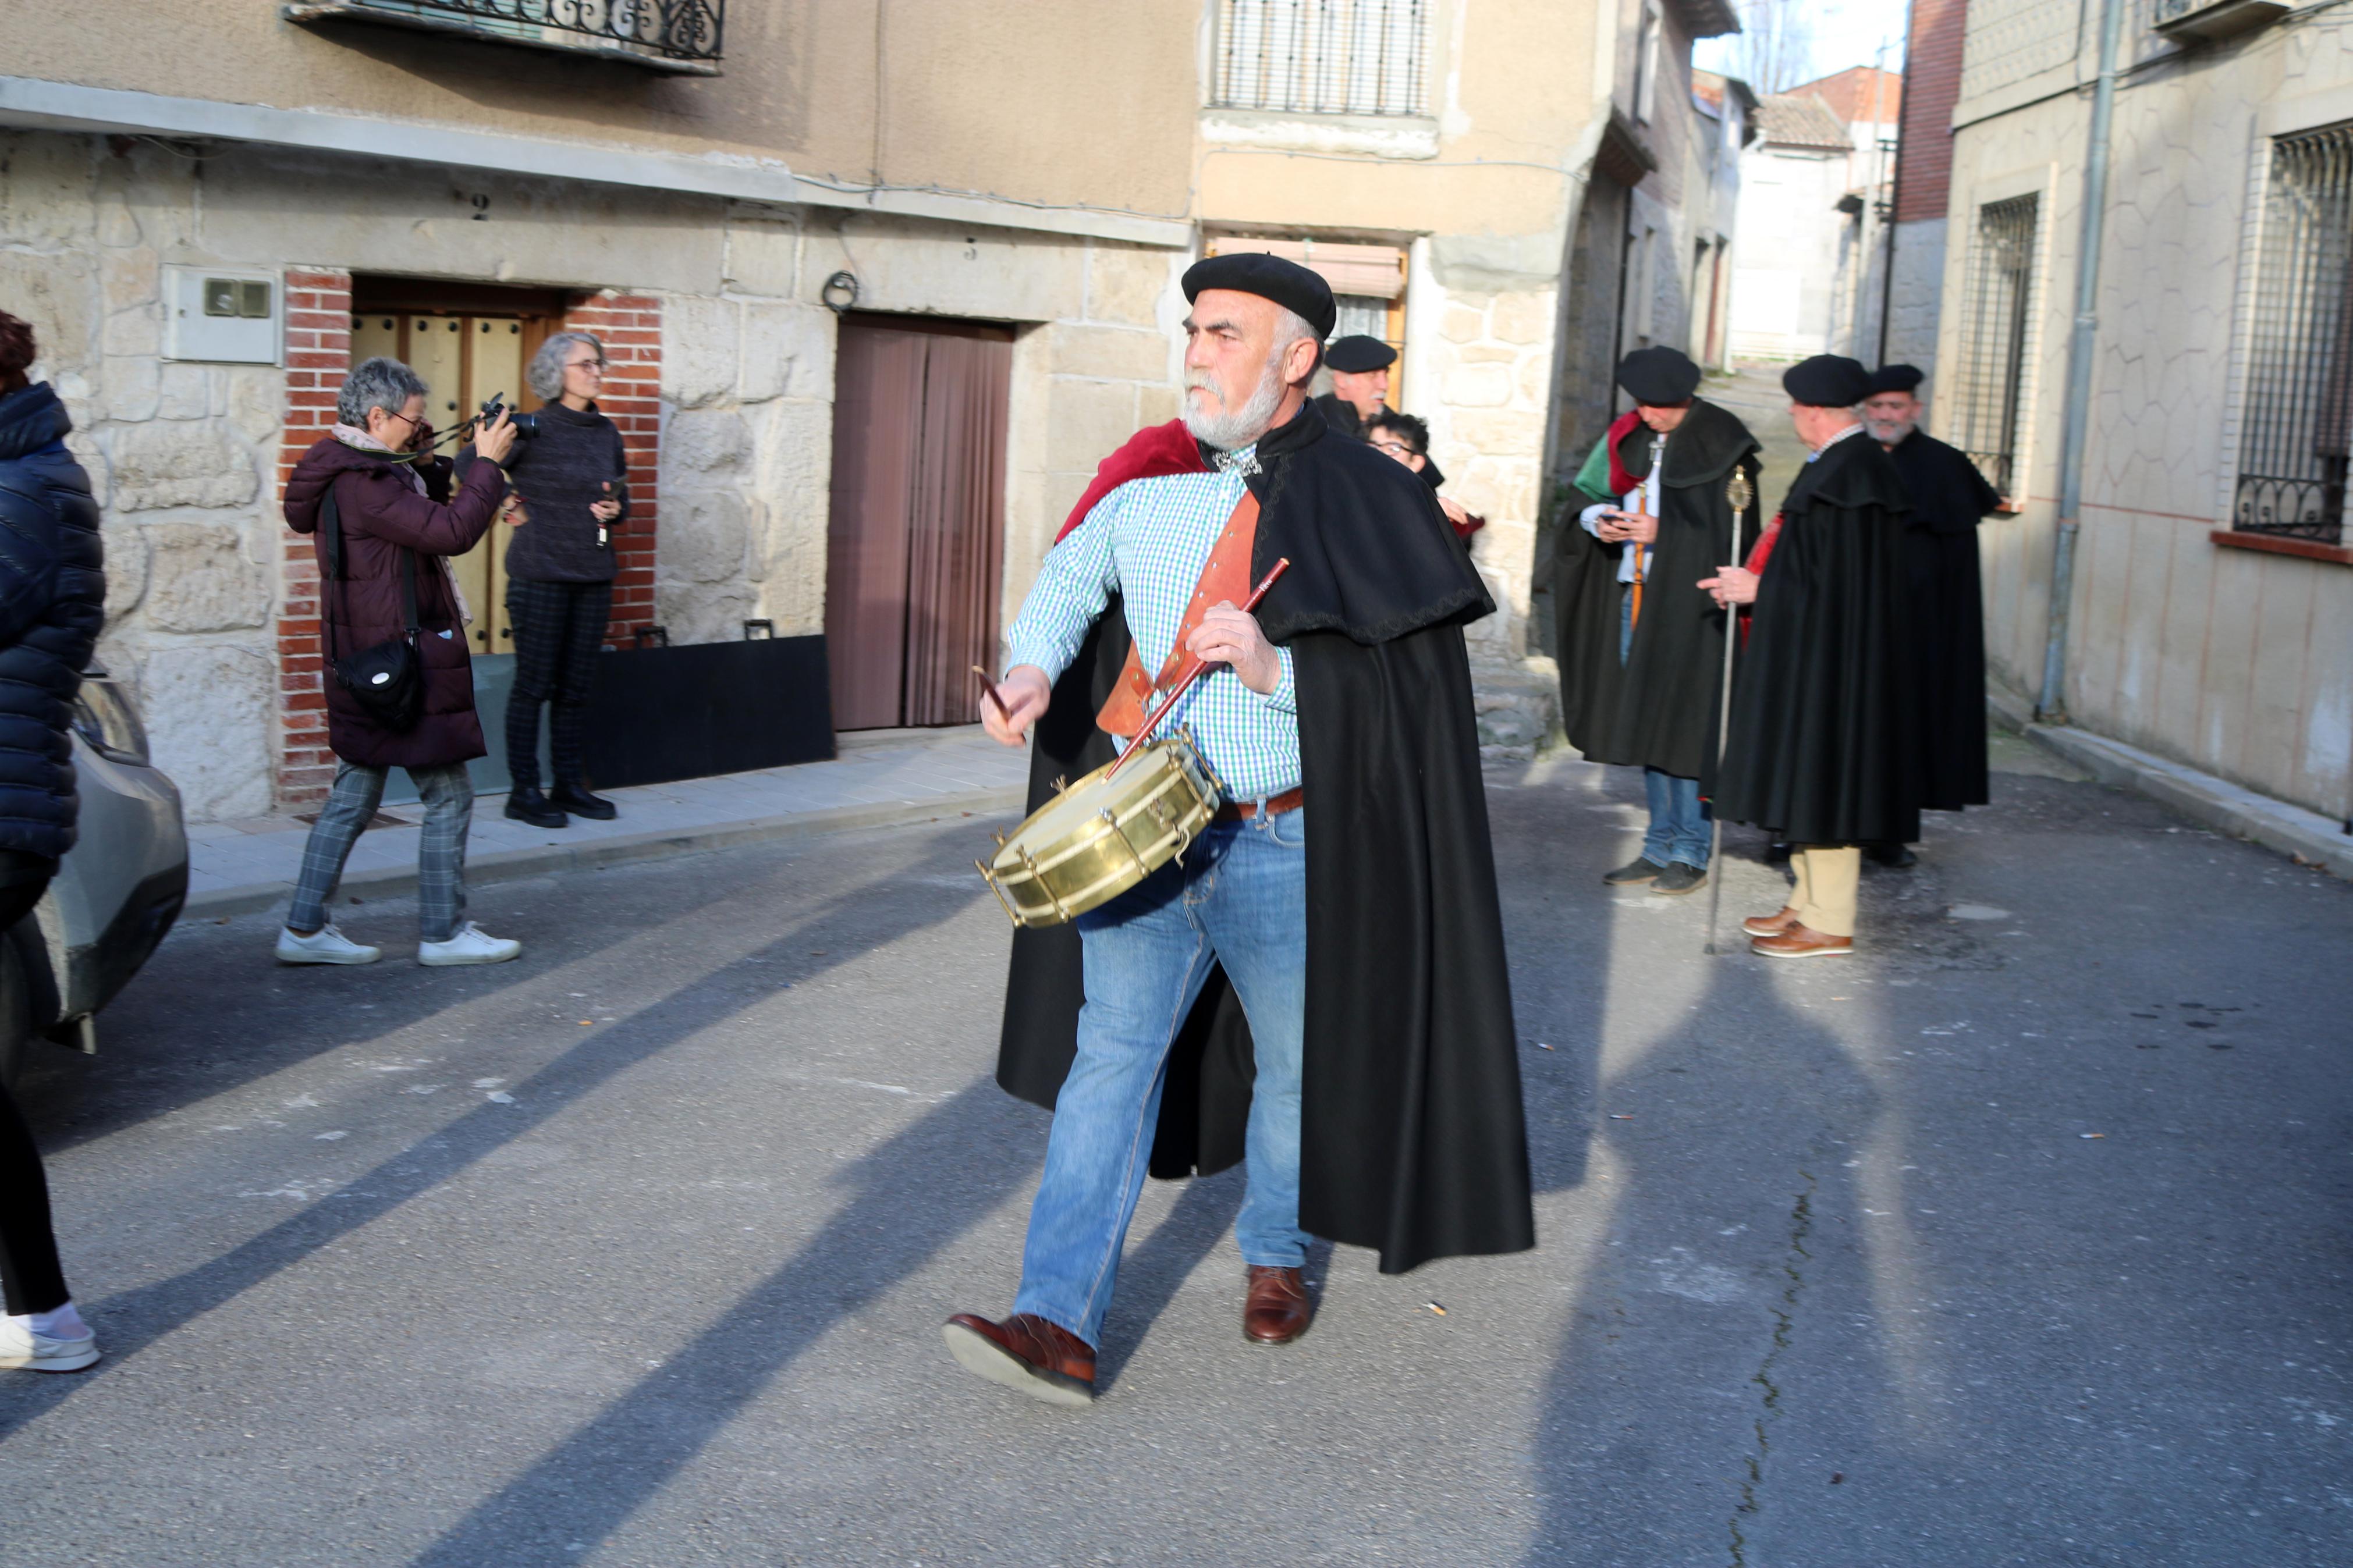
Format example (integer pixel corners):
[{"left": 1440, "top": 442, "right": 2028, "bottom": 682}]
[{"left": 825, "top": 315, "right": 1013, "bottom": 730}]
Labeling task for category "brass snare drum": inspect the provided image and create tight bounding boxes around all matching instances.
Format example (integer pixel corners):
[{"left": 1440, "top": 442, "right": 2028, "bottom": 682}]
[{"left": 977, "top": 734, "right": 1220, "bottom": 928}]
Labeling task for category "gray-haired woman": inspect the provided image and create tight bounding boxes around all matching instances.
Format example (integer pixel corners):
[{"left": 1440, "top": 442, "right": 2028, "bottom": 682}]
[
  {"left": 464, "top": 330, "right": 630, "bottom": 829},
  {"left": 277, "top": 356, "right": 523, "bottom": 967}
]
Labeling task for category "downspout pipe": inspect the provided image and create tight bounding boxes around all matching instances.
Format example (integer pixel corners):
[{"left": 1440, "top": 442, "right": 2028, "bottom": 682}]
[{"left": 2038, "top": 0, "right": 2127, "bottom": 723}]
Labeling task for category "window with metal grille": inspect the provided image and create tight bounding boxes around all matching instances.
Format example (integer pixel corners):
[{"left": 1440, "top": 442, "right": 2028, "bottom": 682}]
[
  {"left": 1212, "top": 0, "right": 1430, "bottom": 118},
  {"left": 2234, "top": 123, "right": 2353, "bottom": 544},
  {"left": 1952, "top": 194, "right": 2040, "bottom": 495}
]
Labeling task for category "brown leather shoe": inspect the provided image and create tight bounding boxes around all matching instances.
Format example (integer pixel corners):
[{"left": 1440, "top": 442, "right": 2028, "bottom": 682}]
[
  {"left": 1742, "top": 905, "right": 1802, "bottom": 938},
  {"left": 1749, "top": 923, "right": 1853, "bottom": 959},
  {"left": 942, "top": 1311, "right": 1096, "bottom": 1406},
  {"left": 1243, "top": 1265, "right": 1314, "bottom": 1346}
]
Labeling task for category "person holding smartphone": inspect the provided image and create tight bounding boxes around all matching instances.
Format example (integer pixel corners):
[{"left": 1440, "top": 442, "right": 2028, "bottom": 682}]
[{"left": 1553, "top": 347, "right": 1762, "bottom": 897}]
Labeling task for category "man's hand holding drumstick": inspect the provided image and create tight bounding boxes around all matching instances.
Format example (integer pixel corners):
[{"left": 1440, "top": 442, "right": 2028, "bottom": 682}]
[
  {"left": 977, "top": 600, "right": 1282, "bottom": 746},
  {"left": 979, "top": 666, "right": 1052, "bottom": 746}
]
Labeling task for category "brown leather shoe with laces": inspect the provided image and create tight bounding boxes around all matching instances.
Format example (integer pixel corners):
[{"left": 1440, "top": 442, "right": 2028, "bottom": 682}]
[
  {"left": 942, "top": 1311, "right": 1096, "bottom": 1406},
  {"left": 1742, "top": 905, "right": 1801, "bottom": 938},
  {"left": 1243, "top": 1265, "right": 1314, "bottom": 1346},
  {"left": 1749, "top": 922, "right": 1853, "bottom": 959}
]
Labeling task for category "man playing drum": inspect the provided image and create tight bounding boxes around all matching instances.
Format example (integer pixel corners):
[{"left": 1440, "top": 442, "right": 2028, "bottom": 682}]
[{"left": 945, "top": 254, "right": 1532, "bottom": 1406}]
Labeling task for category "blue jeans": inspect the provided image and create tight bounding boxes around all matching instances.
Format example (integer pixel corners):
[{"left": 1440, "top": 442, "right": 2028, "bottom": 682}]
[
  {"left": 1643, "top": 767, "right": 1709, "bottom": 869},
  {"left": 1012, "top": 808, "right": 1310, "bottom": 1347}
]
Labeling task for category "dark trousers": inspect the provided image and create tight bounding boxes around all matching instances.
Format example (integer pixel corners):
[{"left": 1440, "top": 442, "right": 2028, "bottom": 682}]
[
  {"left": 505, "top": 578, "right": 612, "bottom": 792},
  {"left": 0, "top": 853, "right": 65, "bottom": 1315}
]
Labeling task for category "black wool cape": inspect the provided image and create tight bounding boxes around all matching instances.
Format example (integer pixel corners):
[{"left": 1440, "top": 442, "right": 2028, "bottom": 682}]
[
  {"left": 1887, "top": 429, "right": 2001, "bottom": 812},
  {"left": 1714, "top": 431, "right": 1925, "bottom": 845},
  {"left": 995, "top": 401, "right": 1535, "bottom": 1275},
  {"left": 1553, "top": 400, "right": 1762, "bottom": 780}
]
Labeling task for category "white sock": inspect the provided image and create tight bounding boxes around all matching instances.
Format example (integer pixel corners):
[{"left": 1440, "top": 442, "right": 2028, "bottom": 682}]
[{"left": 20, "top": 1302, "right": 90, "bottom": 1341}]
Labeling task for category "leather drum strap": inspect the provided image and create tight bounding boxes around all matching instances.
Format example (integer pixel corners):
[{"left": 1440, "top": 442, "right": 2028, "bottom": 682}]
[{"left": 1097, "top": 489, "right": 1262, "bottom": 739}]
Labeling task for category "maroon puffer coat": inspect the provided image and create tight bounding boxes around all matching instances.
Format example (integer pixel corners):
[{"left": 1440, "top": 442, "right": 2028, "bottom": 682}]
[{"left": 285, "top": 438, "right": 506, "bottom": 769}]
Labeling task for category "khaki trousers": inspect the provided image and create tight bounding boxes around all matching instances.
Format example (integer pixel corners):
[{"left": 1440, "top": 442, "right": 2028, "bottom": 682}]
[{"left": 1789, "top": 845, "right": 1861, "bottom": 938}]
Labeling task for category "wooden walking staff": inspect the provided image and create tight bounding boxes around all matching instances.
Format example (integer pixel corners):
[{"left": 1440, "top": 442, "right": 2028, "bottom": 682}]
[{"left": 1106, "top": 557, "right": 1291, "bottom": 780}]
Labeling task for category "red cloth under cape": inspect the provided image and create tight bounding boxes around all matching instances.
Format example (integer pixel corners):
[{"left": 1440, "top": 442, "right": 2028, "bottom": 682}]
[
  {"left": 1604, "top": 408, "right": 1645, "bottom": 497},
  {"left": 1056, "top": 419, "right": 1210, "bottom": 543}
]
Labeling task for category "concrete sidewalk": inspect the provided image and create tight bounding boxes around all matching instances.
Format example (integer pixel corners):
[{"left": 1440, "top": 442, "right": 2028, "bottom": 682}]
[
  {"left": 1988, "top": 684, "right": 2353, "bottom": 880},
  {"left": 186, "top": 726, "right": 1030, "bottom": 918}
]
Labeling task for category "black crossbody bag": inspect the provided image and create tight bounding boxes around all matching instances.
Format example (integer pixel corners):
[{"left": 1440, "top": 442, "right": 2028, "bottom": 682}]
[{"left": 320, "top": 481, "right": 427, "bottom": 731}]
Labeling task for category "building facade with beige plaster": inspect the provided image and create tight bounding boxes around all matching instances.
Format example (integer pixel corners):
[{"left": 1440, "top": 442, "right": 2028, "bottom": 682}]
[
  {"left": 1935, "top": 0, "right": 2353, "bottom": 822},
  {"left": 3, "top": 0, "right": 1746, "bottom": 820}
]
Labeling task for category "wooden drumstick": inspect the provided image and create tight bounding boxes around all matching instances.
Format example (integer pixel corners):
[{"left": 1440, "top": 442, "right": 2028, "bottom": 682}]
[
  {"left": 971, "top": 664, "right": 1012, "bottom": 721},
  {"left": 1107, "top": 557, "right": 1291, "bottom": 779}
]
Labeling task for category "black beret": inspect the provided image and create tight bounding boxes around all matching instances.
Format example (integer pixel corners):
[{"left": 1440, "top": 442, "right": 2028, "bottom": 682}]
[
  {"left": 1615, "top": 346, "right": 1702, "bottom": 406},
  {"left": 1867, "top": 362, "right": 1925, "bottom": 396},
  {"left": 1183, "top": 253, "right": 1337, "bottom": 341},
  {"left": 1783, "top": 354, "right": 1872, "bottom": 408},
  {"left": 1324, "top": 334, "right": 1397, "bottom": 373}
]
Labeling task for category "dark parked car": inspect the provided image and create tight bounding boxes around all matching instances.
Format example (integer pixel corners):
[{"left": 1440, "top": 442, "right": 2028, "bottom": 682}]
[{"left": 0, "top": 668, "right": 186, "bottom": 1089}]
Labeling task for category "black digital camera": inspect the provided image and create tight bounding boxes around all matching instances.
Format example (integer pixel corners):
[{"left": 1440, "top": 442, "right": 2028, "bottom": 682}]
[{"left": 477, "top": 392, "right": 540, "bottom": 440}]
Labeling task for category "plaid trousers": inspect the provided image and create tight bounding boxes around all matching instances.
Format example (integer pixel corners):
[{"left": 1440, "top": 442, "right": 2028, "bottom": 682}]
[
  {"left": 505, "top": 578, "right": 612, "bottom": 791},
  {"left": 288, "top": 759, "right": 472, "bottom": 941}
]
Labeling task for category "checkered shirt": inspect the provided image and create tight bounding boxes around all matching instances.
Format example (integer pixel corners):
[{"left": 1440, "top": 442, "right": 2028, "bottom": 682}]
[{"left": 1006, "top": 455, "right": 1300, "bottom": 801}]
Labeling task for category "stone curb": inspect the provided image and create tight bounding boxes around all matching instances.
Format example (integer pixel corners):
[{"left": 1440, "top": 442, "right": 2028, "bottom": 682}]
[
  {"left": 1988, "top": 689, "right": 2353, "bottom": 881},
  {"left": 185, "top": 784, "right": 1029, "bottom": 920}
]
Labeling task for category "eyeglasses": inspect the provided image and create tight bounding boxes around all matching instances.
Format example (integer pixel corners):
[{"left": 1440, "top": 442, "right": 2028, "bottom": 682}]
[
  {"left": 567, "top": 358, "right": 606, "bottom": 375},
  {"left": 1370, "top": 439, "right": 1417, "bottom": 458}
]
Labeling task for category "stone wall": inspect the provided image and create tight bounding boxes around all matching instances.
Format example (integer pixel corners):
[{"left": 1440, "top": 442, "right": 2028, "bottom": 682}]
[
  {"left": 1943, "top": 17, "right": 2353, "bottom": 817},
  {"left": 1881, "top": 216, "right": 1947, "bottom": 378},
  {"left": 2, "top": 135, "right": 283, "bottom": 822},
  {"left": 1, "top": 131, "right": 1193, "bottom": 821}
]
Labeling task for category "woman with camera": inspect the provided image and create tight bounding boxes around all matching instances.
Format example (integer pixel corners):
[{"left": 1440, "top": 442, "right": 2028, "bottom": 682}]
[
  {"left": 274, "top": 356, "right": 525, "bottom": 968},
  {"left": 470, "top": 331, "right": 630, "bottom": 830}
]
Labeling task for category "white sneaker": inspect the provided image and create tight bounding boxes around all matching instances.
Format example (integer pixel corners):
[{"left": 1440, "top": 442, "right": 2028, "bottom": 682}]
[
  {"left": 417, "top": 922, "right": 522, "bottom": 967},
  {"left": 275, "top": 923, "right": 382, "bottom": 965},
  {"left": 0, "top": 1318, "right": 101, "bottom": 1374}
]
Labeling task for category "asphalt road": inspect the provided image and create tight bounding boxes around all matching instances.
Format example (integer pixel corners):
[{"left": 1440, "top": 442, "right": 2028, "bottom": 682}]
[{"left": 2, "top": 737, "right": 2347, "bottom": 1566}]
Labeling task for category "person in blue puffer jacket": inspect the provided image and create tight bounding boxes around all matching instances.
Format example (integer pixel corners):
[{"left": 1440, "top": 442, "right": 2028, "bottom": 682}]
[{"left": 0, "top": 310, "right": 107, "bottom": 1375}]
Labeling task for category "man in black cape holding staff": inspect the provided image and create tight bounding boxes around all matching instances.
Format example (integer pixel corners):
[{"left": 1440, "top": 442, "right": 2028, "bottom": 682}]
[
  {"left": 946, "top": 253, "right": 1532, "bottom": 1406},
  {"left": 1554, "top": 346, "right": 1761, "bottom": 896},
  {"left": 1702, "top": 354, "right": 1921, "bottom": 959}
]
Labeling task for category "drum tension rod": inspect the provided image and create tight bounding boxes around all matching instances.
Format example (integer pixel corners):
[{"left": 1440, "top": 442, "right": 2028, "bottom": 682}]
[
  {"left": 974, "top": 861, "right": 1023, "bottom": 927},
  {"left": 1101, "top": 808, "right": 1151, "bottom": 880}
]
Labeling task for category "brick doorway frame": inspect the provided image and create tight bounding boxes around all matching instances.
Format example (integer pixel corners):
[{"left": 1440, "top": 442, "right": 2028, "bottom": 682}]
[{"left": 272, "top": 271, "right": 661, "bottom": 807}]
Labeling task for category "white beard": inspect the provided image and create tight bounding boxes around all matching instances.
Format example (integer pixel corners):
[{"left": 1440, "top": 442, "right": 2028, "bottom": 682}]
[{"left": 1182, "top": 355, "right": 1287, "bottom": 450}]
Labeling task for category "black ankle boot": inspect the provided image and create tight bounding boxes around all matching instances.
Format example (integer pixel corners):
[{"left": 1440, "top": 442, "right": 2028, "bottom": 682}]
[
  {"left": 505, "top": 785, "right": 567, "bottom": 829},
  {"left": 551, "top": 783, "right": 617, "bottom": 821}
]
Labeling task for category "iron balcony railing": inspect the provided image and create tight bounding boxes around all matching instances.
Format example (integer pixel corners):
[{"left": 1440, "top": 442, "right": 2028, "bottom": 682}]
[
  {"left": 1212, "top": 0, "right": 1431, "bottom": 118},
  {"left": 286, "top": 0, "right": 724, "bottom": 73},
  {"left": 2236, "top": 122, "right": 2353, "bottom": 544},
  {"left": 1953, "top": 194, "right": 2040, "bottom": 496}
]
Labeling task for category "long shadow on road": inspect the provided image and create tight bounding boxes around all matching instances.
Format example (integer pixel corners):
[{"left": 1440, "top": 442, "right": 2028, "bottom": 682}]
[
  {"left": 0, "top": 858, "right": 989, "bottom": 1444},
  {"left": 409, "top": 1072, "right": 1042, "bottom": 1567}
]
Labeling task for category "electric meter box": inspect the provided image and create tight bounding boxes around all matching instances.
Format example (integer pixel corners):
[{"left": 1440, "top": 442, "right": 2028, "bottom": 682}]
[{"left": 161, "top": 266, "right": 282, "bottom": 364}]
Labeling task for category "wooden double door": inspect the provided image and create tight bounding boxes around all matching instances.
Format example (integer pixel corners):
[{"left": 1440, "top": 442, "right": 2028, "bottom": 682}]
[
  {"left": 347, "top": 308, "right": 553, "bottom": 656},
  {"left": 824, "top": 315, "right": 1013, "bottom": 730}
]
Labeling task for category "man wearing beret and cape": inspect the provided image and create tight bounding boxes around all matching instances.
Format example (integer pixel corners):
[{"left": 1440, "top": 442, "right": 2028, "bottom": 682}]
[
  {"left": 1864, "top": 363, "right": 2011, "bottom": 829},
  {"left": 1702, "top": 354, "right": 1921, "bottom": 958},
  {"left": 1553, "top": 346, "right": 1761, "bottom": 897},
  {"left": 1311, "top": 332, "right": 1396, "bottom": 442},
  {"left": 945, "top": 253, "right": 1532, "bottom": 1406}
]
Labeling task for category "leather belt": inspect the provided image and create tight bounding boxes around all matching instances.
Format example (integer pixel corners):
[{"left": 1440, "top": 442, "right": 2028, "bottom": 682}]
[{"left": 1214, "top": 787, "right": 1304, "bottom": 823}]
